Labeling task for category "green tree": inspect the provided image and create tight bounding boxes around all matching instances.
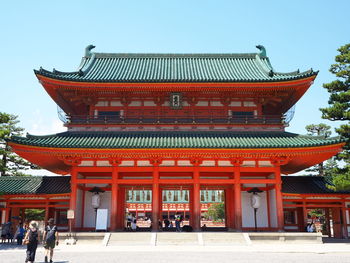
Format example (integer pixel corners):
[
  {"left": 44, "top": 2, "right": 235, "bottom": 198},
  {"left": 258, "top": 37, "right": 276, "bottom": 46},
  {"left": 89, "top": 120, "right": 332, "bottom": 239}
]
[
  {"left": 319, "top": 43, "right": 350, "bottom": 190},
  {"left": 305, "top": 124, "right": 332, "bottom": 176},
  {"left": 206, "top": 203, "right": 225, "bottom": 222},
  {"left": 0, "top": 112, "right": 39, "bottom": 176},
  {"left": 320, "top": 43, "right": 350, "bottom": 161}
]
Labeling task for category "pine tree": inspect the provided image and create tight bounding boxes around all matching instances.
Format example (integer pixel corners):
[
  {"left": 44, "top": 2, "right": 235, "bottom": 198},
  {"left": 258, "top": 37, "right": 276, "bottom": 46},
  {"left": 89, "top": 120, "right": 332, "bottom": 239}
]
[
  {"left": 320, "top": 43, "right": 350, "bottom": 161},
  {"left": 305, "top": 124, "right": 332, "bottom": 176},
  {"left": 319, "top": 43, "right": 350, "bottom": 190},
  {"left": 0, "top": 112, "right": 39, "bottom": 176}
]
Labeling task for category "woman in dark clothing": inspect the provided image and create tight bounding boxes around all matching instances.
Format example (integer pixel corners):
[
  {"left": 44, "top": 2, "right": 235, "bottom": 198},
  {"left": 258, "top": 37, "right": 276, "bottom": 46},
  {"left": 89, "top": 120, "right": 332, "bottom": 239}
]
[{"left": 23, "top": 221, "right": 39, "bottom": 263}]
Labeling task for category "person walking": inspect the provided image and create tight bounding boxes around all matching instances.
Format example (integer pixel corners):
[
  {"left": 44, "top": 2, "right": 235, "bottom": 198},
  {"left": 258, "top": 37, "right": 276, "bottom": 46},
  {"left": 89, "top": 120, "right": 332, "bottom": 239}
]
[
  {"left": 23, "top": 221, "right": 39, "bottom": 263},
  {"left": 43, "top": 218, "right": 59, "bottom": 263}
]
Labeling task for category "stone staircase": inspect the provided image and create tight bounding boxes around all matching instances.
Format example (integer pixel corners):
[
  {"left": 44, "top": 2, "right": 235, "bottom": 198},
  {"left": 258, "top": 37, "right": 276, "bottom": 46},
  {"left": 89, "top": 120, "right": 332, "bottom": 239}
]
[
  {"left": 202, "top": 233, "right": 248, "bottom": 246},
  {"left": 70, "top": 232, "right": 323, "bottom": 246},
  {"left": 107, "top": 232, "right": 153, "bottom": 246}
]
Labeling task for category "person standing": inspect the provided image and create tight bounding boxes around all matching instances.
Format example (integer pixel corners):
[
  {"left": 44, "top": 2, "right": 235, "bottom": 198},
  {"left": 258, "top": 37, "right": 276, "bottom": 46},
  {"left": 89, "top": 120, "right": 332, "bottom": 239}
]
[
  {"left": 175, "top": 214, "right": 181, "bottom": 232},
  {"left": 23, "top": 221, "right": 39, "bottom": 263},
  {"left": 131, "top": 215, "right": 137, "bottom": 231},
  {"left": 43, "top": 218, "right": 59, "bottom": 263},
  {"left": 15, "top": 223, "right": 25, "bottom": 245},
  {"left": 126, "top": 213, "right": 132, "bottom": 231}
]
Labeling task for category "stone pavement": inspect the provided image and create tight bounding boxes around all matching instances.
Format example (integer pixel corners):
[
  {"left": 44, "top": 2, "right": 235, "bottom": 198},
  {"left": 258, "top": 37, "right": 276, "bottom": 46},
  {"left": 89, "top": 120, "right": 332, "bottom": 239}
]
[{"left": 1, "top": 242, "right": 350, "bottom": 262}]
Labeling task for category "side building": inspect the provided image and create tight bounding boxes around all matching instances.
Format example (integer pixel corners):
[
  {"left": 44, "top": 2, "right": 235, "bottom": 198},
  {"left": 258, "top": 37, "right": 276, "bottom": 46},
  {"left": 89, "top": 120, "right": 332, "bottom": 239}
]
[{"left": 3, "top": 45, "right": 349, "bottom": 237}]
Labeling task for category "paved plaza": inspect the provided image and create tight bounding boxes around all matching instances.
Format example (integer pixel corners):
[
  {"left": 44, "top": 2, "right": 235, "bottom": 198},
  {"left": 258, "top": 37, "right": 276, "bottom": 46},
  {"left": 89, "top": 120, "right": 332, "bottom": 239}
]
[{"left": 1, "top": 243, "right": 350, "bottom": 263}]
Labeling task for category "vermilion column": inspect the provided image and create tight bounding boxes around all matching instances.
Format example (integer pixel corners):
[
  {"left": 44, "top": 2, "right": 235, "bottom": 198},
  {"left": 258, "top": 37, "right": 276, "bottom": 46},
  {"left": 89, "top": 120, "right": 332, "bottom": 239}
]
[
  {"left": 110, "top": 165, "right": 119, "bottom": 231},
  {"left": 44, "top": 201, "right": 49, "bottom": 224},
  {"left": 152, "top": 162, "right": 160, "bottom": 231},
  {"left": 341, "top": 204, "right": 348, "bottom": 238},
  {"left": 274, "top": 166, "right": 284, "bottom": 231},
  {"left": 234, "top": 167, "right": 242, "bottom": 231},
  {"left": 192, "top": 163, "right": 201, "bottom": 231},
  {"left": 69, "top": 166, "right": 78, "bottom": 230},
  {"left": 225, "top": 187, "right": 234, "bottom": 229}
]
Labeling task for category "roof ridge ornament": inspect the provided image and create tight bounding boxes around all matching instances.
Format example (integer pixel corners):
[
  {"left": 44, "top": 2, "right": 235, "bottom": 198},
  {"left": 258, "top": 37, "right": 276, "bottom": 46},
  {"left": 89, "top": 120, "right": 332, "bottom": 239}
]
[
  {"left": 256, "top": 45, "right": 267, "bottom": 57},
  {"left": 85, "top": 44, "right": 96, "bottom": 57}
]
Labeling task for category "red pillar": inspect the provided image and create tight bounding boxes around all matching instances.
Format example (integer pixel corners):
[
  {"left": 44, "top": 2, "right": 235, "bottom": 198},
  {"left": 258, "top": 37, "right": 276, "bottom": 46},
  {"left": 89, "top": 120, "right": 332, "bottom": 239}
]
[
  {"left": 117, "top": 188, "right": 125, "bottom": 230},
  {"left": 69, "top": 166, "right": 78, "bottom": 230},
  {"left": 274, "top": 166, "right": 284, "bottom": 231},
  {"left": 225, "top": 187, "right": 234, "bottom": 229},
  {"left": 80, "top": 187, "right": 85, "bottom": 229},
  {"left": 110, "top": 165, "right": 119, "bottom": 231},
  {"left": 44, "top": 200, "right": 49, "bottom": 224},
  {"left": 332, "top": 208, "right": 342, "bottom": 238},
  {"left": 342, "top": 202, "right": 348, "bottom": 238},
  {"left": 234, "top": 167, "right": 242, "bottom": 231},
  {"left": 152, "top": 162, "right": 160, "bottom": 231},
  {"left": 192, "top": 163, "right": 201, "bottom": 231}
]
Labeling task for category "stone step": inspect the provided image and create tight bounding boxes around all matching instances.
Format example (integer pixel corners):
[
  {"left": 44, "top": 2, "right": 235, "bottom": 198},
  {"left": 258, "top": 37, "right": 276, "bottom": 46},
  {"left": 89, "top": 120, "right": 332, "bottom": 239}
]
[
  {"left": 202, "top": 233, "right": 247, "bottom": 245},
  {"left": 156, "top": 233, "right": 199, "bottom": 246},
  {"left": 108, "top": 233, "right": 152, "bottom": 246}
]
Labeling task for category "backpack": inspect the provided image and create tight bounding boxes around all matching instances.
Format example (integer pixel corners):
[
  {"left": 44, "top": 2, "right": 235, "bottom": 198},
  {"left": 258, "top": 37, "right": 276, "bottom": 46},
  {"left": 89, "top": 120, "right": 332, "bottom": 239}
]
[
  {"left": 28, "top": 230, "right": 38, "bottom": 243},
  {"left": 45, "top": 225, "right": 57, "bottom": 242}
]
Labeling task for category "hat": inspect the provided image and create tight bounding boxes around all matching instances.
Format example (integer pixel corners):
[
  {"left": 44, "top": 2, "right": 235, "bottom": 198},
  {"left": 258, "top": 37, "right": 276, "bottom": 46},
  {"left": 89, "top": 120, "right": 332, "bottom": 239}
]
[
  {"left": 48, "top": 218, "right": 54, "bottom": 224},
  {"left": 29, "top": 221, "right": 38, "bottom": 229}
]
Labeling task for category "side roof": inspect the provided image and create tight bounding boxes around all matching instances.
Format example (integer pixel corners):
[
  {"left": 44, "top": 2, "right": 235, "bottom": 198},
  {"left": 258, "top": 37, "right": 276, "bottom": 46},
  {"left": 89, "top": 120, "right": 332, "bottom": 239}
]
[
  {"left": 8, "top": 131, "right": 344, "bottom": 149},
  {"left": 34, "top": 45, "right": 317, "bottom": 83},
  {"left": 0, "top": 176, "right": 70, "bottom": 195},
  {"left": 282, "top": 176, "right": 350, "bottom": 194}
]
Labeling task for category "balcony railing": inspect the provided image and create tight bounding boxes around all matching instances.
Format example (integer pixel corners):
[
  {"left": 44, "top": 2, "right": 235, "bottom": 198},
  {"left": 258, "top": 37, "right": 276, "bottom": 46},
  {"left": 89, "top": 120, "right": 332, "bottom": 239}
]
[{"left": 66, "top": 115, "right": 284, "bottom": 125}]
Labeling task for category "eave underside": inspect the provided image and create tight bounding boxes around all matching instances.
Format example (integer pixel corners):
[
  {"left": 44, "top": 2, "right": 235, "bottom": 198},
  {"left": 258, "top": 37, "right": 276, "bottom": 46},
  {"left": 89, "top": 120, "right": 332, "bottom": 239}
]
[{"left": 8, "top": 142, "right": 344, "bottom": 175}]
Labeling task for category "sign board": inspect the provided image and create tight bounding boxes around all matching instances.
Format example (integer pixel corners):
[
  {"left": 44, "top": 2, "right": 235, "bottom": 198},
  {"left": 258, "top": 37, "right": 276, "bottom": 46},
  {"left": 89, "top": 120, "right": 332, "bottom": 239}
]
[
  {"left": 67, "top": 209, "right": 75, "bottom": 219},
  {"left": 96, "top": 209, "right": 108, "bottom": 231}
]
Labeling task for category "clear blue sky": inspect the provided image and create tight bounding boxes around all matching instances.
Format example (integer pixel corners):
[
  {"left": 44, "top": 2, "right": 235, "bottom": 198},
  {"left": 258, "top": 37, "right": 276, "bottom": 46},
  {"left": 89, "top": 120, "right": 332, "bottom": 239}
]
[{"left": 1, "top": 1, "right": 349, "bottom": 136}]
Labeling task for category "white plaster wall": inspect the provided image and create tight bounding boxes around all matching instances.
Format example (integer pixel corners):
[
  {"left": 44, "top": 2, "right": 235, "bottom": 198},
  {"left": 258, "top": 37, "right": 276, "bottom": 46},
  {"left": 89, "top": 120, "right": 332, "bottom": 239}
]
[
  {"left": 269, "top": 189, "right": 277, "bottom": 228},
  {"left": 83, "top": 191, "right": 111, "bottom": 228},
  {"left": 75, "top": 189, "right": 82, "bottom": 227},
  {"left": 242, "top": 191, "right": 268, "bottom": 228}
]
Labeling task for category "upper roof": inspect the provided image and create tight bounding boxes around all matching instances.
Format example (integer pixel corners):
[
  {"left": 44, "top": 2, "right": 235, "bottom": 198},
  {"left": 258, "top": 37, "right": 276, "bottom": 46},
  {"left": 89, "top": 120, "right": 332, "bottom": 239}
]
[
  {"left": 0, "top": 176, "right": 70, "bottom": 195},
  {"left": 34, "top": 45, "right": 317, "bottom": 83},
  {"left": 9, "top": 131, "right": 343, "bottom": 149}
]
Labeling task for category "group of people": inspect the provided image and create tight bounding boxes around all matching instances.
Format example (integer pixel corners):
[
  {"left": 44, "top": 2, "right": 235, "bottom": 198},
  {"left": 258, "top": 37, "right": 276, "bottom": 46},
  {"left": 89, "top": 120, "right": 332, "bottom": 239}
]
[
  {"left": 126, "top": 213, "right": 186, "bottom": 232},
  {"left": 1, "top": 218, "right": 59, "bottom": 263}
]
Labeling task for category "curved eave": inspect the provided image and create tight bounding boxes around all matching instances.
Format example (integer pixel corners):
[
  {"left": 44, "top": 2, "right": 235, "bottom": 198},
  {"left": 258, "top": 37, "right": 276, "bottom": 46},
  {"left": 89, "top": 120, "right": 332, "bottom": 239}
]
[
  {"left": 35, "top": 72, "right": 317, "bottom": 90},
  {"left": 8, "top": 142, "right": 345, "bottom": 174}
]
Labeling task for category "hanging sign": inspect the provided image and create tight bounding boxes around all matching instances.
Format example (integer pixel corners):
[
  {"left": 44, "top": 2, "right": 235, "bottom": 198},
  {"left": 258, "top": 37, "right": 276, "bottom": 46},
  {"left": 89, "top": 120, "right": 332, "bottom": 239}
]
[{"left": 67, "top": 209, "right": 75, "bottom": 219}]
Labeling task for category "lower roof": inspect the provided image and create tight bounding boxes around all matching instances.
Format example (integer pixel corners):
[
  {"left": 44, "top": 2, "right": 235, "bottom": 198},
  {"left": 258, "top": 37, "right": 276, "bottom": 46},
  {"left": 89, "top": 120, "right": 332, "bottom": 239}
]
[
  {"left": 0, "top": 176, "right": 70, "bottom": 195},
  {"left": 9, "top": 131, "right": 343, "bottom": 149},
  {"left": 0, "top": 176, "right": 348, "bottom": 196}
]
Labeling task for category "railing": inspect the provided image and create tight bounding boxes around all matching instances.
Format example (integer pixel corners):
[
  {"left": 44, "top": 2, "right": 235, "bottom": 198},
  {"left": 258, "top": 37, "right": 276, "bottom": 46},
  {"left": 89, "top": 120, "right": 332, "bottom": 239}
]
[{"left": 65, "top": 115, "right": 284, "bottom": 125}]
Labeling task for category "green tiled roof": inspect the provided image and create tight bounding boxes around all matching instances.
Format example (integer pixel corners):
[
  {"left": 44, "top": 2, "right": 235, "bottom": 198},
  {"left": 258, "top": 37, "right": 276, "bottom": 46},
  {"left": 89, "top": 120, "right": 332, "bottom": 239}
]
[
  {"left": 0, "top": 176, "right": 70, "bottom": 195},
  {"left": 34, "top": 45, "right": 317, "bottom": 83},
  {"left": 9, "top": 131, "right": 343, "bottom": 149}
]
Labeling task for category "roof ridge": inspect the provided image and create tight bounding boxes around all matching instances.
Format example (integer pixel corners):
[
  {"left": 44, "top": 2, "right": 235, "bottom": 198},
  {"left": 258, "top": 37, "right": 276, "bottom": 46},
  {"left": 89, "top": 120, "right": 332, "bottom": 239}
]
[{"left": 89, "top": 52, "right": 262, "bottom": 59}]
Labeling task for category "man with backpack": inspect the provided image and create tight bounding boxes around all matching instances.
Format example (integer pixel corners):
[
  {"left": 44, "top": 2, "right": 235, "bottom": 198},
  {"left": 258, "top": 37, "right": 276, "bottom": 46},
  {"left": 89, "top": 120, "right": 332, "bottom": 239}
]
[{"left": 43, "top": 218, "right": 59, "bottom": 263}]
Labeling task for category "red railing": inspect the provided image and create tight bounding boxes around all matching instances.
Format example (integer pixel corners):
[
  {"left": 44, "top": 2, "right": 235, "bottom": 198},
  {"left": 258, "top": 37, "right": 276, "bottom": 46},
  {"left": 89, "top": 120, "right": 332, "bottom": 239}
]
[{"left": 66, "top": 115, "right": 284, "bottom": 125}]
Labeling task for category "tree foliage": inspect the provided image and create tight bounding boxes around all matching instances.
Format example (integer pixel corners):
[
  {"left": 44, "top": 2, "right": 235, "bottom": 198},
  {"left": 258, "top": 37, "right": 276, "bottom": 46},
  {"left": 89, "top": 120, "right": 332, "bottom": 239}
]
[
  {"left": 0, "top": 112, "right": 39, "bottom": 176},
  {"left": 319, "top": 43, "right": 350, "bottom": 191},
  {"left": 320, "top": 43, "right": 350, "bottom": 161},
  {"left": 305, "top": 124, "right": 332, "bottom": 176},
  {"left": 206, "top": 203, "right": 225, "bottom": 222}
]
